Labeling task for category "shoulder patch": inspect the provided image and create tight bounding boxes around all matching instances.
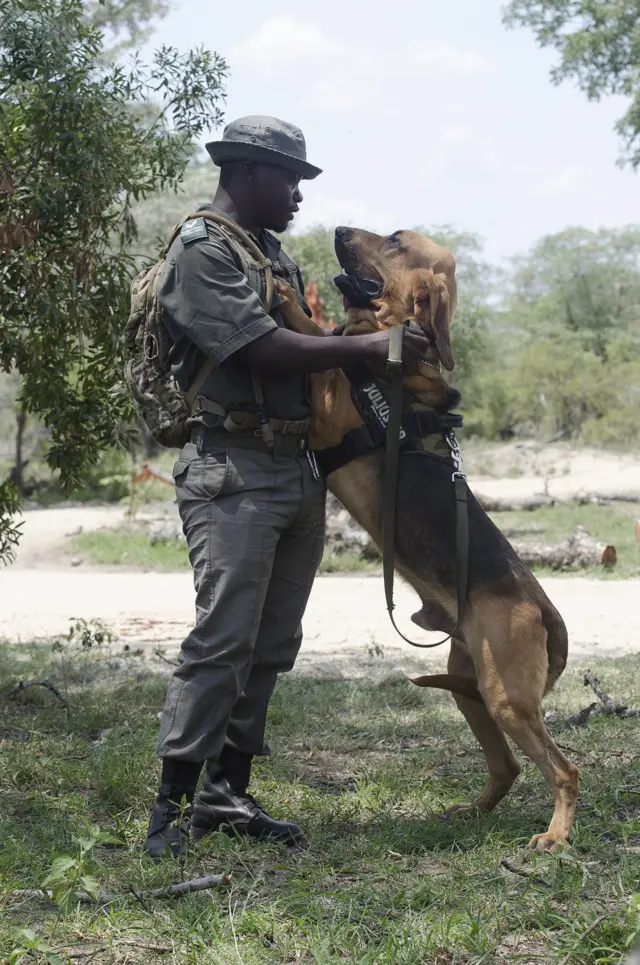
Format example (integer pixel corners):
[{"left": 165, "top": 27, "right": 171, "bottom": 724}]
[{"left": 180, "top": 218, "right": 209, "bottom": 244}]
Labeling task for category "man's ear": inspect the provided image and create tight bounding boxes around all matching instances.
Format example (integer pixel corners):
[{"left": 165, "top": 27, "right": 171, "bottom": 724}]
[{"left": 412, "top": 269, "right": 455, "bottom": 371}]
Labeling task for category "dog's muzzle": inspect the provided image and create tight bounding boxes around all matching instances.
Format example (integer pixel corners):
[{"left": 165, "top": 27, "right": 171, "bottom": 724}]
[{"left": 333, "top": 273, "right": 383, "bottom": 309}]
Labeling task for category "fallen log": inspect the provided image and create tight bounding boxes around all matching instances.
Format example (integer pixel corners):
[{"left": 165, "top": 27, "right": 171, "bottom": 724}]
[
  {"left": 476, "top": 490, "right": 640, "bottom": 511},
  {"left": 476, "top": 493, "right": 555, "bottom": 512},
  {"left": 510, "top": 526, "right": 616, "bottom": 570}
]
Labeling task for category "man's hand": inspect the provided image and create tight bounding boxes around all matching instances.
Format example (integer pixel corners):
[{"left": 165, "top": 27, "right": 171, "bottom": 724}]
[{"left": 361, "top": 329, "right": 431, "bottom": 373}]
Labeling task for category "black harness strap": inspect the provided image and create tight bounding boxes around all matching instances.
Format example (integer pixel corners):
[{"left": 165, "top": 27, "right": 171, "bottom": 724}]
[
  {"left": 312, "top": 328, "right": 470, "bottom": 649},
  {"left": 382, "top": 326, "right": 470, "bottom": 650},
  {"left": 315, "top": 425, "right": 379, "bottom": 477}
]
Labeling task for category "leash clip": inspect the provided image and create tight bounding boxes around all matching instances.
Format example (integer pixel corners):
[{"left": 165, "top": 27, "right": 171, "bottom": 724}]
[{"left": 445, "top": 429, "right": 464, "bottom": 475}]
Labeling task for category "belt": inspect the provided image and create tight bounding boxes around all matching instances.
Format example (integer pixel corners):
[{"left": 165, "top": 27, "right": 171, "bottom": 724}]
[{"left": 191, "top": 426, "right": 307, "bottom": 458}]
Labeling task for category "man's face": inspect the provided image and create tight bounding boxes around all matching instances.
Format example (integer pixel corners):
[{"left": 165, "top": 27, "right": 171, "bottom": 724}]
[{"left": 248, "top": 164, "right": 303, "bottom": 232}]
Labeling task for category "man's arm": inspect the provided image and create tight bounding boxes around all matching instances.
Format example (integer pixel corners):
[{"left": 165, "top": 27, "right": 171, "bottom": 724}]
[
  {"left": 158, "top": 230, "right": 430, "bottom": 374},
  {"left": 235, "top": 327, "right": 431, "bottom": 375}
]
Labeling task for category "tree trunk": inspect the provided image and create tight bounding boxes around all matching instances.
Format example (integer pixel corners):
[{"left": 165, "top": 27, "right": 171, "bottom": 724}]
[
  {"left": 510, "top": 526, "right": 616, "bottom": 570},
  {"left": 9, "top": 407, "right": 28, "bottom": 496}
]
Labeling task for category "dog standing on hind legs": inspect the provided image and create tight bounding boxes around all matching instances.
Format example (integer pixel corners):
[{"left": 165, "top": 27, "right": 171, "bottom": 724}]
[{"left": 275, "top": 226, "right": 579, "bottom": 852}]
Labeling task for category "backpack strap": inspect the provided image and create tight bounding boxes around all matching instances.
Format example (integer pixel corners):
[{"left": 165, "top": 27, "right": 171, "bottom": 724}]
[
  {"left": 166, "top": 211, "right": 278, "bottom": 434},
  {"left": 181, "top": 210, "right": 274, "bottom": 312}
]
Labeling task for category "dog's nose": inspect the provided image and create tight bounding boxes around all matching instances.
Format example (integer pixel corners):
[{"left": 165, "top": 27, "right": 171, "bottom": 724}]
[{"left": 335, "top": 226, "right": 352, "bottom": 243}]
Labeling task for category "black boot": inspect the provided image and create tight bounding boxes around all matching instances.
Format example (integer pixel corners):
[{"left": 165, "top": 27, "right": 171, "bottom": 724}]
[
  {"left": 145, "top": 759, "right": 202, "bottom": 860},
  {"left": 191, "top": 746, "right": 305, "bottom": 847}
]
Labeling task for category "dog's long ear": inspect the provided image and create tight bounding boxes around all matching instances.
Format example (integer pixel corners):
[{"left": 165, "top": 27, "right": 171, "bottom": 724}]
[{"left": 412, "top": 270, "right": 455, "bottom": 371}]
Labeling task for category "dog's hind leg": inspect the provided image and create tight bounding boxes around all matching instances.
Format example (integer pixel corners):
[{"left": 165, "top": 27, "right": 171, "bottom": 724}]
[
  {"left": 471, "top": 598, "right": 579, "bottom": 853},
  {"left": 443, "top": 640, "right": 521, "bottom": 817}
]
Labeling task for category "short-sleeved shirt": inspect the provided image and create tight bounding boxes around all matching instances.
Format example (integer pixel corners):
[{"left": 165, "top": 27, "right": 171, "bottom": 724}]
[{"left": 157, "top": 203, "right": 312, "bottom": 425}]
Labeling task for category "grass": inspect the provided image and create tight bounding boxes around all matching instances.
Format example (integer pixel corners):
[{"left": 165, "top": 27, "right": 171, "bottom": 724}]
[
  {"left": 68, "top": 501, "right": 640, "bottom": 580},
  {"left": 69, "top": 529, "right": 380, "bottom": 575},
  {"left": 492, "top": 502, "right": 640, "bottom": 580},
  {"left": 1, "top": 639, "right": 639, "bottom": 964},
  {"left": 70, "top": 528, "right": 190, "bottom": 572}
]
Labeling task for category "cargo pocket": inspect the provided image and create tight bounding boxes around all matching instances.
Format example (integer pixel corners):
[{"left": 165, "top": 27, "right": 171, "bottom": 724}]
[
  {"left": 172, "top": 450, "right": 233, "bottom": 500},
  {"left": 201, "top": 451, "right": 229, "bottom": 499},
  {"left": 172, "top": 459, "right": 189, "bottom": 485}
]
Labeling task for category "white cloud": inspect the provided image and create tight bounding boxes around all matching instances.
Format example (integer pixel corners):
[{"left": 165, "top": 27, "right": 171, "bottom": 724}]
[
  {"left": 291, "top": 191, "right": 393, "bottom": 234},
  {"left": 533, "top": 166, "right": 588, "bottom": 198},
  {"left": 230, "top": 17, "right": 496, "bottom": 115},
  {"left": 407, "top": 40, "right": 495, "bottom": 75},
  {"left": 422, "top": 124, "right": 502, "bottom": 179}
]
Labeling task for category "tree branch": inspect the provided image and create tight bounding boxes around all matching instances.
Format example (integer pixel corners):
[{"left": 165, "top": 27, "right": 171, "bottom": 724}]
[{"left": 5, "top": 679, "right": 69, "bottom": 711}]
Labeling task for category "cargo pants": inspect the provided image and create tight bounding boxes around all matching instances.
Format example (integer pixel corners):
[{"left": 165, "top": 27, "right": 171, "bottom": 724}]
[{"left": 156, "top": 440, "right": 326, "bottom": 762}]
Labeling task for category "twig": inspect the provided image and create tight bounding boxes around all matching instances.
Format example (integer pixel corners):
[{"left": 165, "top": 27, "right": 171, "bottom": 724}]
[
  {"left": 5, "top": 679, "right": 69, "bottom": 711},
  {"left": 145, "top": 874, "right": 232, "bottom": 899},
  {"left": 500, "top": 859, "right": 550, "bottom": 888},
  {"left": 10, "top": 873, "right": 232, "bottom": 906},
  {"left": 115, "top": 940, "right": 172, "bottom": 953},
  {"left": 564, "top": 671, "right": 640, "bottom": 727},
  {"left": 152, "top": 648, "right": 179, "bottom": 667},
  {"left": 558, "top": 906, "right": 625, "bottom": 965},
  {"left": 584, "top": 670, "right": 618, "bottom": 714},
  {"left": 52, "top": 940, "right": 172, "bottom": 960},
  {"left": 128, "top": 885, "right": 151, "bottom": 912}
]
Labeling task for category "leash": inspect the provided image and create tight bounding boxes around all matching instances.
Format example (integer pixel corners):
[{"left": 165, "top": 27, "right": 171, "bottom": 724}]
[{"left": 382, "top": 325, "right": 470, "bottom": 649}]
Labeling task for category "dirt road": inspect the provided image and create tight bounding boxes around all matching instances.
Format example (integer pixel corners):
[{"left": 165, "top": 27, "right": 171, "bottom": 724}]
[{"left": 1, "top": 506, "right": 637, "bottom": 675}]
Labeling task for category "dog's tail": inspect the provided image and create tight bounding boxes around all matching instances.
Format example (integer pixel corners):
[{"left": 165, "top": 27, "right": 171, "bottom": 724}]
[{"left": 410, "top": 673, "right": 483, "bottom": 703}]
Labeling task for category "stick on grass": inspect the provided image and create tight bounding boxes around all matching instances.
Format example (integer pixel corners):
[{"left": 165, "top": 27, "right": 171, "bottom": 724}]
[{"left": 10, "top": 873, "right": 232, "bottom": 906}]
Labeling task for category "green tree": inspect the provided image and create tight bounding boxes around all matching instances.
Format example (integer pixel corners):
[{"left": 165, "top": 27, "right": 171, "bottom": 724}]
[
  {"left": 507, "top": 226, "right": 640, "bottom": 360},
  {"left": 468, "top": 225, "right": 640, "bottom": 443},
  {"left": 283, "top": 226, "right": 344, "bottom": 323},
  {"left": 85, "top": 0, "right": 170, "bottom": 50},
  {"left": 503, "top": 1, "right": 640, "bottom": 167},
  {"left": 0, "top": 0, "right": 227, "bottom": 560},
  {"left": 129, "top": 160, "right": 219, "bottom": 260}
]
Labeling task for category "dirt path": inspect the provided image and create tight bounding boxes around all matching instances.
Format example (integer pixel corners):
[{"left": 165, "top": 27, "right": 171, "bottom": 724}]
[{"left": 2, "top": 504, "right": 637, "bottom": 675}]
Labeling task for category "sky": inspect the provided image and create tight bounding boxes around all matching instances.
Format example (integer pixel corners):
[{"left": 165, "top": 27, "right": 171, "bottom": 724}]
[{"left": 141, "top": 0, "right": 639, "bottom": 263}]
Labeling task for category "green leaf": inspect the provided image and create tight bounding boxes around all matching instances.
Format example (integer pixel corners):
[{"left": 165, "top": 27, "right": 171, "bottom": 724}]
[
  {"left": 79, "top": 875, "right": 102, "bottom": 901},
  {"left": 76, "top": 836, "right": 97, "bottom": 853},
  {"left": 52, "top": 883, "right": 80, "bottom": 916},
  {"left": 42, "top": 854, "right": 76, "bottom": 885}
]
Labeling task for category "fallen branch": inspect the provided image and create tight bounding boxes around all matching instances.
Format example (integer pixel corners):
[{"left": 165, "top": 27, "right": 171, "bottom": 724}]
[
  {"left": 584, "top": 670, "right": 618, "bottom": 714},
  {"left": 9, "top": 873, "right": 232, "bottom": 906},
  {"left": 144, "top": 874, "right": 232, "bottom": 899},
  {"left": 4, "top": 679, "right": 69, "bottom": 711},
  {"left": 558, "top": 906, "right": 625, "bottom": 965},
  {"left": 566, "top": 671, "right": 640, "bottom": 727}
]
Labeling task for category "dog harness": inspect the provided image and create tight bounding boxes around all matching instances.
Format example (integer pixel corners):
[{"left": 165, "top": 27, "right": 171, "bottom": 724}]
[{"left": 315, "top": 325, "right": 469, "bottom": 649}]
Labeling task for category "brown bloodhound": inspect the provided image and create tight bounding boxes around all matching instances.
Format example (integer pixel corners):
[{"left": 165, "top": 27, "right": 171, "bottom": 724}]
[{"left": 275, "top": 226, "right": 579, "bottom": 853}]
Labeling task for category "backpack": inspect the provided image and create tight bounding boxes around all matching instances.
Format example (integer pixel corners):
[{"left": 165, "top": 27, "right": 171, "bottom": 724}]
[{"left": 124, "top": 211, "right": 274, "bottom": 449}]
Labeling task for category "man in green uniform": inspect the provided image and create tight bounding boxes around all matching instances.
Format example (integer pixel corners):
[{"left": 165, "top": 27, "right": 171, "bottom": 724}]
[{"left": 146, "top": 115, "right": 430, "bottom": 858}]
